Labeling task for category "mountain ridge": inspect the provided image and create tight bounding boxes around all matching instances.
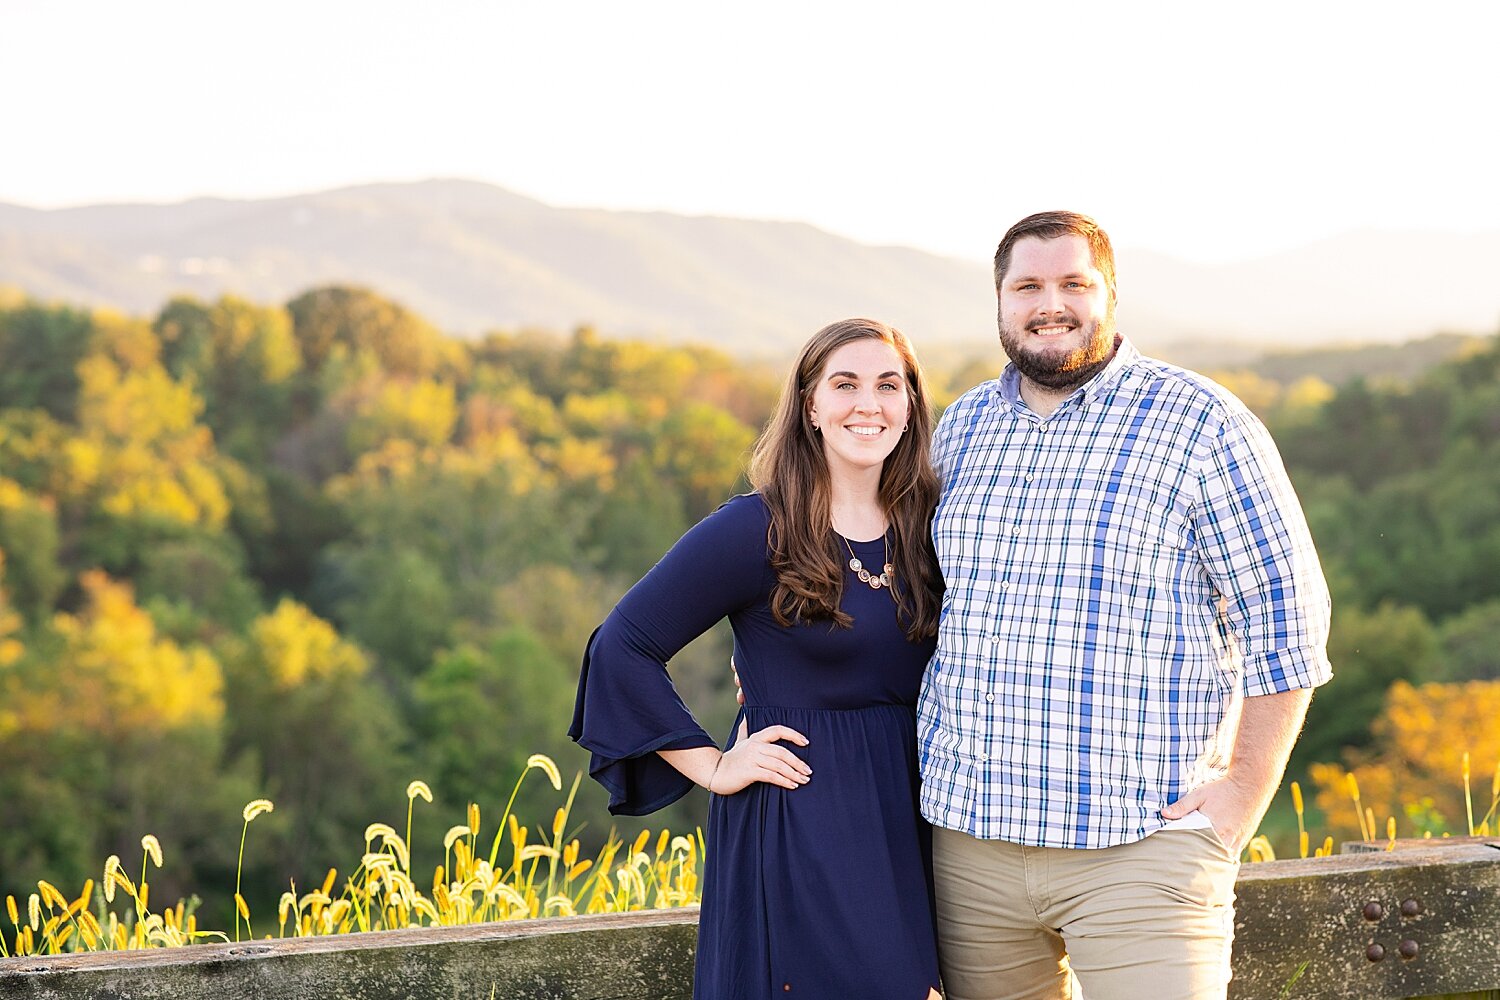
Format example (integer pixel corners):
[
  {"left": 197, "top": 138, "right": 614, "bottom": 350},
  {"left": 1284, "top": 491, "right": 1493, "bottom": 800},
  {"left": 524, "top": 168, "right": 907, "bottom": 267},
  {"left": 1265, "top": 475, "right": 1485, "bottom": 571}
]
[{"left": 2, "top": 179, "right": 1496, "bottom": 354}]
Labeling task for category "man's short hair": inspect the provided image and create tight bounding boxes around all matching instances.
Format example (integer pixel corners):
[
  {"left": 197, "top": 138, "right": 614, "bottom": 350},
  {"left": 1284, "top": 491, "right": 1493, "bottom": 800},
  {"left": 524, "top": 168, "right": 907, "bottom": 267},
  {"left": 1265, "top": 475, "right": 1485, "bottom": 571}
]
[{"left": 994, "top": 211, "right": 1116, "bottom": 293}]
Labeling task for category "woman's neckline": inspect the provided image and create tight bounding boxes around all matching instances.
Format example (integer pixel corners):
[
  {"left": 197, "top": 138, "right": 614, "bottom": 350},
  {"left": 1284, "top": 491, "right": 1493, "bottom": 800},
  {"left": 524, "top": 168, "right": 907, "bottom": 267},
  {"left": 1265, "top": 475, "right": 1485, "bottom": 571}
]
[{"left": 834, "top": 528, "right": 889, "bottom": 546}]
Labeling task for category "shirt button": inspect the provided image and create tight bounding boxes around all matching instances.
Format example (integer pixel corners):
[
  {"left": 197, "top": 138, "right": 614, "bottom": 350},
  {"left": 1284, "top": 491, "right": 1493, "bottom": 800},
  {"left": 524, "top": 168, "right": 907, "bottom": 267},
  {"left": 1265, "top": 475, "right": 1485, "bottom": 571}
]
[
  {"left": 988, "top": 634, "right": 1001, "bottom": 644},
  {"left": 985, "top": 693, "right": 995, "bottom": 703},
  {"left": 1000, "top": 580, "right": 1011, "bottom": 590},
  {"left": 1011, "top": 525, "right": 1021, "bottom": 536},
  {"left": 979, "top": 752, "right": 990, "bottom": 762},
  {"left": 1025, "top": 473, "right": 1035, "bottom": 483}
]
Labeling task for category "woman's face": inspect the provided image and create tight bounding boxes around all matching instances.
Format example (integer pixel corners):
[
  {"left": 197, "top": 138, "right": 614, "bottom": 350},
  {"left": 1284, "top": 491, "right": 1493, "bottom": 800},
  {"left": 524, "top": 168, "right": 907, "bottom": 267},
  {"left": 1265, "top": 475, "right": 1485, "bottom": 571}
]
[{"left": 808, "top": 338, "right": 911, "bottom": 478}]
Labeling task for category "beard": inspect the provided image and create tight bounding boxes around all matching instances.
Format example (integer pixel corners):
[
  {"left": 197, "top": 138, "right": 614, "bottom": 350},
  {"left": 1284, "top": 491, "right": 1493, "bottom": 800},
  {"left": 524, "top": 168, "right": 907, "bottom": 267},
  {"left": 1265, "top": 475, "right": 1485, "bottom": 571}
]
[{"left": 998, "top": 307, "right": 1118, "bottom": 391}]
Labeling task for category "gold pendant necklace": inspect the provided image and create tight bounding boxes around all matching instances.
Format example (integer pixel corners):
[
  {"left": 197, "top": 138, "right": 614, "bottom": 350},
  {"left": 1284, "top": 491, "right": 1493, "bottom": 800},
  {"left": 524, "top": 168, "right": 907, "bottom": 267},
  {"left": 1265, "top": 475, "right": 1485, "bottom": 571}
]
[{"left": 842, "top": 533, "right": 895, "bottom": 590}]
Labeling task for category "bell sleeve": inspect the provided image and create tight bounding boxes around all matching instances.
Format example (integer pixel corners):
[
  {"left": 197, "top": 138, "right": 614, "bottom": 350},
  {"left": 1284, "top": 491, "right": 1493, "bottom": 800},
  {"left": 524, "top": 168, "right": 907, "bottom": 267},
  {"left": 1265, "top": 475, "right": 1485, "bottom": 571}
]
[{"left": 568, "top": 494, "right": 771, "bottom": 815}]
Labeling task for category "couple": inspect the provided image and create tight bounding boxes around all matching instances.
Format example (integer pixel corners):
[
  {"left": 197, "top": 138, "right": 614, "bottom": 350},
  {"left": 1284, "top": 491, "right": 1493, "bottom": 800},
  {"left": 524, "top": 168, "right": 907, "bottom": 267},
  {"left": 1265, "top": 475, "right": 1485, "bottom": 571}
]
[{"left": 570, "top": 211, "right": 1332, "bottom": 1000}]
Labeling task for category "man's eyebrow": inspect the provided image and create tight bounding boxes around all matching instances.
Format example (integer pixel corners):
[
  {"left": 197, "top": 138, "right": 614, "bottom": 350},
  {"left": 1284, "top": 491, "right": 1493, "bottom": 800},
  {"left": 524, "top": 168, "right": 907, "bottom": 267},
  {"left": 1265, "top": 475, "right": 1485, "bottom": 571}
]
[
  {"left": 1009, "top": 272, "right": 1091, "bottom": 283},
  {"left": 827, "top": 370, "right": 903, "bottom": 379}
]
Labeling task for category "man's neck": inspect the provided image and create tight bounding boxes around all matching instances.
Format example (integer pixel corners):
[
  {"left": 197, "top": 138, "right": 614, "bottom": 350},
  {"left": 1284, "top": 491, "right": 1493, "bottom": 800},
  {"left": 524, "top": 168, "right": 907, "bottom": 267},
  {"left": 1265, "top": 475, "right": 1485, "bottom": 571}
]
[{"left": 1019, "top": 379, "right": 1071, "bottom": 419}]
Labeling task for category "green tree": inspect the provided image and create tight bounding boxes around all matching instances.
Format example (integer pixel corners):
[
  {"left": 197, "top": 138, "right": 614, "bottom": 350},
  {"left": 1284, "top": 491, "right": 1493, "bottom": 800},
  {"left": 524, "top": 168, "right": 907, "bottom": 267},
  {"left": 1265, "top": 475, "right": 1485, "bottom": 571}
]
[
  {"left": 1293, "top": 600, "right": 1439, "bottom": 770},
  {"left": 1434, "top": 599, "right": 1500, "bottom": 682},
  {"left": 413, "top": 626, "right": 583, "bottom": 833},
  {"left": 154, "top": 295, "right": 302, "bottom": 462},
  {"left": 216, "top": 599, "right": 409, "bottom": 899},
  {"left": 0, "top": 302, "right": 95, "bottom": 418},
  {"left": 286, "top": 286, "right": 463, "bottom": 380},
  {"left": 0, "top": 479, "right": 66, "bottom": 622}
]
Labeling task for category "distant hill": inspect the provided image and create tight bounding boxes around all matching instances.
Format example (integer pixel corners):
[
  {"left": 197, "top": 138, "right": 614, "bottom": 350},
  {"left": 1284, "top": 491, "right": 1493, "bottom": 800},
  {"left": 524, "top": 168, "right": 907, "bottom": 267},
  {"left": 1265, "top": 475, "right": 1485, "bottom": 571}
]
[
  {"left": 1155, "top": 332, "right": 1490, "bottom": 387},
  {"left": 2, "top": 180, "right": 1497, "bottom": 355}
]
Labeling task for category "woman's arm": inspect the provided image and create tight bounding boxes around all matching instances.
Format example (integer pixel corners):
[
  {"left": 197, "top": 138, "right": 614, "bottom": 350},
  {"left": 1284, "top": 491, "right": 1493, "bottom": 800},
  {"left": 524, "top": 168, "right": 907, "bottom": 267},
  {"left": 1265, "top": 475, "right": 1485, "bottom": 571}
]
[{"left": 571, "top": 495, "right": 808, "bottom": 813}]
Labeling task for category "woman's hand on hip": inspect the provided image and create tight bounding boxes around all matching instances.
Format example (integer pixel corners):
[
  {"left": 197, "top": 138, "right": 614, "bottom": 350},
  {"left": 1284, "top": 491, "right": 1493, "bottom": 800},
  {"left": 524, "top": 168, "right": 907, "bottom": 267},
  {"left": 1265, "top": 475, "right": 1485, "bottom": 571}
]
[{"left": 708, "top": 726, "right": 812, "bottom": 795}]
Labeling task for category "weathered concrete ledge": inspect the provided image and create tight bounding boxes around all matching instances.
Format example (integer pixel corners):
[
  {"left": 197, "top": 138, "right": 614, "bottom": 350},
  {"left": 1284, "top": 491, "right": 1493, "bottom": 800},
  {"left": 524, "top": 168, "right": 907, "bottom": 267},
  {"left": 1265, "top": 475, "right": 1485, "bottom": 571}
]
[
  {"left": 0, "top": 909, "right": 699, "bottom": 1000},
  {"left": 1230, "top": 840, "right": 1500, "bottom": 1000},
  {"left": 3, "top": 842, "right": 1498, "bottom": 1000}
]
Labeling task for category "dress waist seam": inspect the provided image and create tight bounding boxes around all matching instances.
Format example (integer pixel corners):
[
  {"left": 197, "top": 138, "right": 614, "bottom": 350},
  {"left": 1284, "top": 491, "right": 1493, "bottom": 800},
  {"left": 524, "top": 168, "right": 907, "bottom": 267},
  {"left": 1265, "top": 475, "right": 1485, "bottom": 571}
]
[{"left": 743, "top": 703, "right": 915, "bottom": 715}]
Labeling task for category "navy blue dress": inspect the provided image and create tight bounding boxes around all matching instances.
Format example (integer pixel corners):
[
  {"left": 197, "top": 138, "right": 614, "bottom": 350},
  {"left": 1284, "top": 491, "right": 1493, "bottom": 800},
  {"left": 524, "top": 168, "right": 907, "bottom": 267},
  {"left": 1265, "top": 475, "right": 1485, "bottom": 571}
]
[{"left": 570, "top": 494, "right": 941, "bottom": 1000}]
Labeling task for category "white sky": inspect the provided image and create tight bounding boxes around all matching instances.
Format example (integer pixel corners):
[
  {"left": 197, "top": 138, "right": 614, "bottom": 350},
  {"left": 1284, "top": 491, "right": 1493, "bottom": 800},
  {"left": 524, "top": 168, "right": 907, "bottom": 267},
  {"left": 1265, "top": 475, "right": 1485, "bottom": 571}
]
[{"left": 4, "top": 0, "right": 1497, "bottom": 264}]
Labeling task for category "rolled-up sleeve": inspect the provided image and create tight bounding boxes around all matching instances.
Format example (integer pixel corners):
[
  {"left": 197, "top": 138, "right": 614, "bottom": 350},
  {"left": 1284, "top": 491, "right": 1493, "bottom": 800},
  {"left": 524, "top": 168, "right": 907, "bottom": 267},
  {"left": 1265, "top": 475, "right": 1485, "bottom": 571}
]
[{"left": 1193, "top": 406, "right": 1333, "bottom": 697}]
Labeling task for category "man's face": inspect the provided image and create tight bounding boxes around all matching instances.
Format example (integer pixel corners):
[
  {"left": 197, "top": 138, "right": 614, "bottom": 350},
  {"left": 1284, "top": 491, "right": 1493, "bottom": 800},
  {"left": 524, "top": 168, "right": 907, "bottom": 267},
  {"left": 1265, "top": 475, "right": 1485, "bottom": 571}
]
[{"left": 997, "top": 234, "right": 1117, "bottom": 390}]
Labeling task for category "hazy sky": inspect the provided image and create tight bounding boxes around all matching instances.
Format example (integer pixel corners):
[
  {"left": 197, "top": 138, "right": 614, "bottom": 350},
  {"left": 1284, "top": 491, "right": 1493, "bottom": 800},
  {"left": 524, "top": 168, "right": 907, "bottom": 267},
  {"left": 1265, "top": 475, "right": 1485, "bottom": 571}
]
[{"left": 5, "top": 0, "right": 1496, "bottom": 264}]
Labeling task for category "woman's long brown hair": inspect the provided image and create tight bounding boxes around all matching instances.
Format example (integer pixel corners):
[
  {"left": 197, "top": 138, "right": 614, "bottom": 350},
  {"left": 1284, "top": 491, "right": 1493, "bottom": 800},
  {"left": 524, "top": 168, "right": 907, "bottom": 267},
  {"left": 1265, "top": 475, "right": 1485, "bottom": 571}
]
[{"left": 748, "top": 318, "right": 942, "bottom": 641}]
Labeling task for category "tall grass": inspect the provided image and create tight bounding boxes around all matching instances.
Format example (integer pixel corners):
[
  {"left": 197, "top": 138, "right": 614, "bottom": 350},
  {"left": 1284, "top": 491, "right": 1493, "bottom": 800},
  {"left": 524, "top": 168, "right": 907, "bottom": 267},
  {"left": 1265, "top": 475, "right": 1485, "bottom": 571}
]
[
  {"left": 2, "top": 754, "right": 699, "bottom": 958},
  {"left": 6, "top": 751, "right": 1497, "bottom": 956}
]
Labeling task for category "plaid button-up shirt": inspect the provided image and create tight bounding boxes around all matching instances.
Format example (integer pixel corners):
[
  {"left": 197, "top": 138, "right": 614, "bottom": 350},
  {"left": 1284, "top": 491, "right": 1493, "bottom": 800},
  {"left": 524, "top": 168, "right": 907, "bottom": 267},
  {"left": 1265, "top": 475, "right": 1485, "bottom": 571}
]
[{"left": 917, "top": 338, "right": 1332, "bottom": 849}]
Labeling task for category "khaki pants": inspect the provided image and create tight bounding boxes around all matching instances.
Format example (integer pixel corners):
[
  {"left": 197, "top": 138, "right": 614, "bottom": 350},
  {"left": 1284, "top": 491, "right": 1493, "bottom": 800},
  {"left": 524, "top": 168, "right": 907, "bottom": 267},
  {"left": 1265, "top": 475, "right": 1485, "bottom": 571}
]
[{"left": 933, "top": 826, "right": 1238, "bottom": 1000}]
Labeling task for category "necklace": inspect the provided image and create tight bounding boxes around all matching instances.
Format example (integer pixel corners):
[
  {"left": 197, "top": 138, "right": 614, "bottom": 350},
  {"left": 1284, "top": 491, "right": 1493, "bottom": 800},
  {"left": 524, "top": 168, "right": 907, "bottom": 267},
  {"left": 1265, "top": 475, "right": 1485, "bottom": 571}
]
[{"left": 841, "top": 532, "right": 895, "bottom": 590}]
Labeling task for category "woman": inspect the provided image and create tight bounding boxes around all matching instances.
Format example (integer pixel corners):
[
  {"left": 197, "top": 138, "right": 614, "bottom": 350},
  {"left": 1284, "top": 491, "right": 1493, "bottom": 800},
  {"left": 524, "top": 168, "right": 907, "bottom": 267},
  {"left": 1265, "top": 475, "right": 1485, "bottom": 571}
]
[{"left": 569, "top": 318, "right": 944, "bottom": 999}]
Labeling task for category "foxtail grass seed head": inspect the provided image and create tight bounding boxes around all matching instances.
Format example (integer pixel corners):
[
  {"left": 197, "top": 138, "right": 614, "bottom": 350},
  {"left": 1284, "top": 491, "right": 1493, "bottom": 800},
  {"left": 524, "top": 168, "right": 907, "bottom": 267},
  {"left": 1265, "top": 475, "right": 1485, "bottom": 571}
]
[
  {"left": 235, "top": 893, "right": 250, "bottom": 920},
  {"left": 407, "top": 780, "right": 432, "bottom": 803},
  {"left": 364, "top": 822, "right": 396, "bottom": 845},
  {"left": 631, "top": 830, "right": 651, "bottom": 858},
  {"left": 1299, "top": 830, "right": 1310, "bottom": 858},
  {"left": 36, "top": 881, "right": 67, "bottom": 911},
  {"left": 28, "top": 894, "right": 40, "bottom": 931},
  {"left": 443, "top": 825, "right": 471, "bottom": 851},
  {"left": 527, "top": 754, "right": 563, "bottom": 791},
  {"left": 243, "top": 799, "right": 274, "bottom": 823},
  {"left": 103, "top": 855, "right": 121, "bottom": 903},
  {"left": 6, "top": 895, "right": 17, "bottom": 925},
  {"left": 141, "top": 835, "right": 163, "bottom": 868},
  {"left": 468, "top": 802, "right": 480, "bottom": 836},
  {"left": 1291, "top": 781, "right": 1303, "bottom": 815},
  {"left": 656, "top": 829, "right": 670, "bottom": 856},
  {"left": 553, "top": 808, "right": 567, "bottom": 838},
  {"left": 518, "top": 845, "right": 559, "bottom": 862}
]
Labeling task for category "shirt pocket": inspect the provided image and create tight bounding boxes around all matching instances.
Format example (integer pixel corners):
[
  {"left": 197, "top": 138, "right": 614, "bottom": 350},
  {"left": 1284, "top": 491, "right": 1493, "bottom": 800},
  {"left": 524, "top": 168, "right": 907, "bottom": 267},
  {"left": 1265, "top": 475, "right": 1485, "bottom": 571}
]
[{"left": 1093, "top": 504, "right": 1193, "bottom": 623}]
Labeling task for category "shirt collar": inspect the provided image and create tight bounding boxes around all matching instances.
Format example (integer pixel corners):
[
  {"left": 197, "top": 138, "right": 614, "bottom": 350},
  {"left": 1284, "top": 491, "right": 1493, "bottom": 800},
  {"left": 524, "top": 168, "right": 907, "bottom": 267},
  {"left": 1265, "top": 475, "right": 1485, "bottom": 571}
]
[{"left": 993, "top": 334, "right": 1140, "bottom": 413}]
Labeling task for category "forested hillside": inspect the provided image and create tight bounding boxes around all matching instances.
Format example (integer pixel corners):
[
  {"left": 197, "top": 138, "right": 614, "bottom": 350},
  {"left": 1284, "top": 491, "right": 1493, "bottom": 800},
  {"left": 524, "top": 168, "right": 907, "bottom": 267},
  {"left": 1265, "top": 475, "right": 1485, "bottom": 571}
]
[
  {"left": 1, "top": 286, "right": 1496, "bottom": 922},
  {"left": 0, "top": 287, "right": 780, "bottom": 925}
]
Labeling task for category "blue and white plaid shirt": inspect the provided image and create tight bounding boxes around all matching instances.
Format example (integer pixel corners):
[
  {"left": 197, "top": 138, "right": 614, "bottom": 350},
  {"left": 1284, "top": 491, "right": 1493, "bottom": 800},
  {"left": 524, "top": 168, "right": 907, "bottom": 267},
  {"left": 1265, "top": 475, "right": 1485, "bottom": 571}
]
[{"left": 917, "top": 337, "right": 1332, "bottom": 849}]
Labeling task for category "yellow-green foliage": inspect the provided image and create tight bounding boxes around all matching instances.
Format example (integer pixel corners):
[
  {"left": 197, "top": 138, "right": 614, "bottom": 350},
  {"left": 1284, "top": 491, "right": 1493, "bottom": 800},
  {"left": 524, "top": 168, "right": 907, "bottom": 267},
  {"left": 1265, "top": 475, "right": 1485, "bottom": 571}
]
[
  {"left": 1, "top": 756, "right": 700, "bottom": 957},
  {"left": 3, "top": 571, "right": 223, "bottom": 736},
  {"left": 1310, "top": 680, "right": 1500, "bottom": 842}
]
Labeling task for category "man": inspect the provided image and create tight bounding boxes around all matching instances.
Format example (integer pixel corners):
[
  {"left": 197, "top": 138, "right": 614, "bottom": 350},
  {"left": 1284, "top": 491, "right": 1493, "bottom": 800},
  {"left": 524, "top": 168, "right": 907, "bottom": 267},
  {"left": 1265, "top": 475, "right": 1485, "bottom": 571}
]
[{"left": 920, "top": 211, "right": 1331, "bottom": 999}]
